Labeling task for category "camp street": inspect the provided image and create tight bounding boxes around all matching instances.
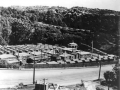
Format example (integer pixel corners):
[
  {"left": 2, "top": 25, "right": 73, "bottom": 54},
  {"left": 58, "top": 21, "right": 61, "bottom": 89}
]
[{"left": 0, "top": 64, "right": 113, "bottom": 88}]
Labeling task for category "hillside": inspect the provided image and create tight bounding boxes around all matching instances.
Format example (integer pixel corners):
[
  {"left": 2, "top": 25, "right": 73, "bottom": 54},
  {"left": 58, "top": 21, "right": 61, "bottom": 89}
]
[{"left": 0, "top": 6, "right": 120, "bottom": 55}]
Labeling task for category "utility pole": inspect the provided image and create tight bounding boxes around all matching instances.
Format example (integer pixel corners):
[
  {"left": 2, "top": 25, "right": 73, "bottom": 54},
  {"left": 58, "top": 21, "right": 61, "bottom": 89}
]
[
  {"left": 64, "top": 51, "right": 66, "bottom": 69},
  {"left": 18, "top": 50, "right": 21, "bottom": 70},
  {"left": 64, "top": 59, "right": 65, "bottom": 69},
  {"left": 33, "top": 57, "right": 35, "bottom": 84},
  {"left": 91, "top": 32, "right": 94, "bottom": 57},
  {"left": 91, "top": 40, "right": 93, "bottom": 53},
  {"left": 33, "top": 46, "right": 36, "bottom": 84},
  {"left": 98, "top": 60, "right": 101, "bottom": 80},
  {"left": 108, "top": 84, "right": 110, "bottom": 90}
]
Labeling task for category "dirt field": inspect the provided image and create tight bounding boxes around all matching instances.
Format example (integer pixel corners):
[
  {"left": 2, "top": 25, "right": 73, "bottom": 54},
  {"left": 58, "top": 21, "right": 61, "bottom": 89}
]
[{"left": 0, "top": 64, "right": 114, "bottom": 88}]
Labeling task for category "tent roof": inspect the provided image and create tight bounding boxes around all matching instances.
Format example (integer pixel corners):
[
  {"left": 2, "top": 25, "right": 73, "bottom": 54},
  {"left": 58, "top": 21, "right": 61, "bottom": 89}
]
[
  {"left": 29, "top": 55, "right": 49, "bottom": 60},
  {"left": 37, "top": 62, "right": 46, "bottom": 64},
  {"left": 15, "top": 52, "right": 30, "bottom": 57},
  {"left": 77, "top": 51, "right": 90, "bottom": 55},
  {"left": 108, "top": 54, "right": 115, "bottom": 57},
  {"left": 68, "top": 42, "right": 77, "bottom": 46},
  {"left": 0, "top": 54, "right": 16, "bottom": 59},
  {"left": 31, "top": 51, "right": 45, "bottom": 55},
  {"left": 73, "top": 59, "right": 79, "bottom": 61},
  {"left": 60, "top": 52, "right": 73, "bottom": 57},
  {"left": 47, "top": 61, "right": 58, "bottom": 64},
  {"left": 47, "top": 50, "right": 57, "bottom": 54},
  {"left": 69, "top": 61, "right": 75, "bottom": 63},
  {"left": 62, "top": 48, "right": 73, "bottom": 51},
  {"left": 7, "top": 60, "right": 19, "bottom": 64}
]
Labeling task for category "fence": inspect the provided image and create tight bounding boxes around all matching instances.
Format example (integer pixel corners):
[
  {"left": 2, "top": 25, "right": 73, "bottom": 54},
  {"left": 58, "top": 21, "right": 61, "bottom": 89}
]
[
  {"left": 0, "top": 60, "right": 117, "bottom": 68},
  {"left": 24, "top": 60, "right": 116, "bottom": 68},
  {"left": 0, "top": 63, "right": 19, "bottom": 68}
]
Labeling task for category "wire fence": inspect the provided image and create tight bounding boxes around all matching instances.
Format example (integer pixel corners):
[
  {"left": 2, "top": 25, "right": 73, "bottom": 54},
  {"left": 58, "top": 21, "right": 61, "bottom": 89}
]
[
  {"left": 24, "top": 60, "right": 116, "bottom": 68},
  {"left": 0, "top": 59, "right": 117, "bottom": 69}
]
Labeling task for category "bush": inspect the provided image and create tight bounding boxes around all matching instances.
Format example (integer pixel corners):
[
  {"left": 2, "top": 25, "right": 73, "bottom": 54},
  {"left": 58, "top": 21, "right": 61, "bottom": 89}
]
[
  {"left": 96, "top": 86, "right": 105, "bottom": 90},
  {"left": 100, "top": 81, "right": 107, "bottom": 86},
  {"left": 103, "top": 63, "right": 119, "bottom": 88}
]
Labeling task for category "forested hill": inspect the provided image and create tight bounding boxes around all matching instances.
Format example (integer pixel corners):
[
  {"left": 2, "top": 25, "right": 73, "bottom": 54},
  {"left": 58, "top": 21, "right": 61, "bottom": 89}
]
[{"left": 0, "top": 6, "right": 120, "bottom": 55}]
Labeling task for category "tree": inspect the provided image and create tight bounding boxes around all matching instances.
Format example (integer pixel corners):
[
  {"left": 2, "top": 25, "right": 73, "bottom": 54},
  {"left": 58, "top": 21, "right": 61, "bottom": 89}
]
[
  {"left": 104, "top": 71, "right": 113, "bottom": 82},
  {"left": 104, "top": 63, "right": 119, "bottom": 88},
  {"left": 112, "top": 63, "right": 120, "bottom": 87},
  {"left": 9, "top": 19, "right": 31, "bottom": 44}
]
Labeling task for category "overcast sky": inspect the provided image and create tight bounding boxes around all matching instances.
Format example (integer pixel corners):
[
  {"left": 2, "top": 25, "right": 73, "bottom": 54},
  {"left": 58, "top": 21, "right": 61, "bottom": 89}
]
[{"left": 0, "top": 0, "right": 119, "bottom": 11}]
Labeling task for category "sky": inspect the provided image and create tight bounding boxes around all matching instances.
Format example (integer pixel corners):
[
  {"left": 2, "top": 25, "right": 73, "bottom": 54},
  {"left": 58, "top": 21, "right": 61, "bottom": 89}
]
[{"left": 0, "top": 0, "right": 119, "bottom": 11}]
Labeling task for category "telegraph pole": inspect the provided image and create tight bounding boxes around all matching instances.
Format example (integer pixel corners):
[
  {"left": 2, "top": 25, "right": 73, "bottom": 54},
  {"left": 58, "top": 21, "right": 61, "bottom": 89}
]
[
  {"left": 91, "top": 32, "right": 94, "bottom": 57},
  {"left": 91, "top": 40, "right": 93, "bottom": 53},
  {"left": 33, "top": 57, "right": 35, "bottom": 84},
  {"left": 63, "top": 54, "right": 65, "bottom": 69},
  {"left": 98, "top": 60, "right": 101, "bottom": 80},
  {"left": 91, "top": 40, "right": 93, "bottom": 57},
  {"left": 33, "top": 46, "right": 36, "bottom": 84}
]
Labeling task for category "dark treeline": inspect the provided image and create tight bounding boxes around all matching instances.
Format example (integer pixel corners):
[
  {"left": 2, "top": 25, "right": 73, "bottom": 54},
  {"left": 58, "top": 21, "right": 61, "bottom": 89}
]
[{"left": 0, "top": 6, "right": 119, "bottom": 55}]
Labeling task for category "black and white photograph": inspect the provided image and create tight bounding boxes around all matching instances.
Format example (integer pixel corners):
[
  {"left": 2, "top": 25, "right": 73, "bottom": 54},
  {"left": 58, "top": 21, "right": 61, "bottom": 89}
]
[{"left": 0, "top": 0, "right": 119, "bottom": 90}]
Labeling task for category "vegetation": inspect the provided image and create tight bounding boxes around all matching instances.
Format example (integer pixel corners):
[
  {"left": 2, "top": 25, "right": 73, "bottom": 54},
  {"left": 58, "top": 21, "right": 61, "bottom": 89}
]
[
  {"left": 0, "top": 6, "right": 120, "bottom": 55},
  {"left": 103, "top": 62, "right": 119, "bottom": 89}
]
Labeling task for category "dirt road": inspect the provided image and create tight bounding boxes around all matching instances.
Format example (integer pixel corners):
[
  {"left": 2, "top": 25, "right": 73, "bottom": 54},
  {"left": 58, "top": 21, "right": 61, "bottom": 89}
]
[{"left": 0, "top": 65, "right": 114, "bottom": 88}]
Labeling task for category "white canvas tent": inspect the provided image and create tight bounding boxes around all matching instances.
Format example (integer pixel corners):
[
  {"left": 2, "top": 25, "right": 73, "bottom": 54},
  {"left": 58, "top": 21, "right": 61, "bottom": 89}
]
[
  {"left": 0, "top": 54, "right": 16, "bottom": 59},
  {"left": 47, "top": 61, "right": 58, "bottom": 64},
  {"left": 62, "top": 47, "right": 73, "bottom": 52},
  {"left": 0, "top": 54, "right": 19, "bottom": 64},
  {"left": 60, "top": 52, "right": 72, "bottom": 57},
  {"left": 31, "top": 51, "right": 45, "bottom": 56},
  {"left": 6, "top": 58, "right": 19, "bottom": 64},
  {"left": 77, "top": 51, "right": 90, "bottom": 55},
  {"left": 15, "top": 52, "right": 30, "bottom": 57}
]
